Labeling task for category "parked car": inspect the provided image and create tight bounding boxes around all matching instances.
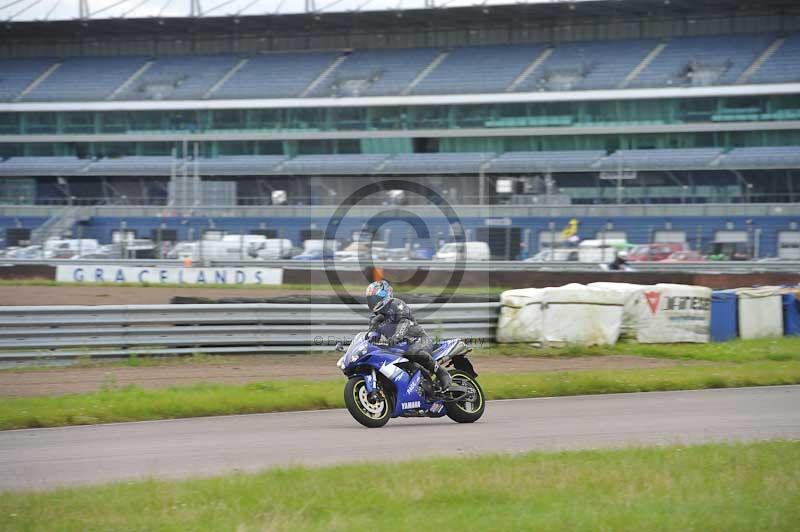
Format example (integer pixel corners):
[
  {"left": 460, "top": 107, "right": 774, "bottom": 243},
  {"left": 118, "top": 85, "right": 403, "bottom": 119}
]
[
  {"left": 433, "top": 241, "right": 491, "bottom": 261},
  {"left": 708, "top": 242, "right": 751, "bottom": 261},
  {"left": 627, "top": 243, "right": 687, "bottom": 262},
  {"left": 661, "top": 250, "right": 706, "bottom": 262},
  {"left": 291, "top": 249, "right": 334, "bottom": 260},
  {"left": 577, "top": 239, "right": 633, "bottom": 263},
  {"left": 525, "top": 249, "right": 579, "bottom": 262}
]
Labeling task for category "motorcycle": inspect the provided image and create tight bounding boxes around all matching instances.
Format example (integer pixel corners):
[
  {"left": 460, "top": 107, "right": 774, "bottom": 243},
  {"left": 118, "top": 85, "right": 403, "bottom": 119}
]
[{"left": 336, "top": 331, "right": 485, "bottom": 428}]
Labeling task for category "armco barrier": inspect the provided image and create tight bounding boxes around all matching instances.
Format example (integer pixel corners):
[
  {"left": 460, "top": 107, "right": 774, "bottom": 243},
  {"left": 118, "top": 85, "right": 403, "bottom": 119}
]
[{"left": 0, "top": 302, "right": 499, "bottom": 360}]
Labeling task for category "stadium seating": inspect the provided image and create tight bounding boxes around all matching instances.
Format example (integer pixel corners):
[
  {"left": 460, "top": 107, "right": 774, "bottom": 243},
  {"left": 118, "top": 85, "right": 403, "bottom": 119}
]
[
  {"left": 0, "top": 58, "right": 57, "bottom": 101},
  {"left": 3, "top": 147, "right": 800, "bottom": 178},
  {"left": 748, "top": 34, "right": 800, "bottom": 84},
  {"left": 308, "top": 48, "right": 439, "bottom": 97},
  {"left": 0, "top": 156, "right": 91, "bottom": 175},
  {"left": 515, "top": 39, "right": 656, "bottom": 91},
  {"left": 716, "top": 147, "right": 800, "bottom": 169},
  {"left": 195, "top": 155, "right": 286, "bottom": 175},
  {"left": 116, "top": 55, "right": 239, "bottom": 100},
  {"left": 213, "top": 52, "right": 340, "bottom": 99},
  {"left": 486, "top": 151, "right": 606, "bottom": 172},
  {"left": 597, "top": 148, "right": 724, "bottom": 170},
  {"left": 628, "top": 34, "right": 775, "bottom": 88},
  {"left": 412, "top": 44, "right": 546, "bottom": 95},
  {"left": 23, "top": 57, "right": 147, "bottom": 101},
  {"left": 2, "top": 33, "right": 798, "bottom": 102},
  {"left": 84, "top": 156, "right": 182, "bottom": 176},
  {"left": 379, "top": 152, "right": 495, "bottom": 173},
  {"left": 281, "top": 154, "right": 389, "bottom": 174}
]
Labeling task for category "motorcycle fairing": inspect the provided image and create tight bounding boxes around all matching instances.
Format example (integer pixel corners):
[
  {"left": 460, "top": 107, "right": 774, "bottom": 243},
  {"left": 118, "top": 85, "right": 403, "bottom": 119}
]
[{"left": 340, "top": 333, "right": 448, "bottom": 418}]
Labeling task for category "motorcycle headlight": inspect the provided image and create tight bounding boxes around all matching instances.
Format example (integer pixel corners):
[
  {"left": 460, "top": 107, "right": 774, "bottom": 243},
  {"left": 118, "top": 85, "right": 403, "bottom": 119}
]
[{"left": 350, "top": 346, "right": 367, "bottom": 363}]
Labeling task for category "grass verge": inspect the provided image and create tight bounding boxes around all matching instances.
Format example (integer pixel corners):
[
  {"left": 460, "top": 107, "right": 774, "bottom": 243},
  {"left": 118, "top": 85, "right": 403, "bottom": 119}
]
[
  {"left": 5, "top": 337, "right": 798, "bottom": 373},
  {"left": 481, "top": 337, "right": 800, "bottom": 363},
  {"left": 2, "top": 441, "right": 798, "bottom": 531},
  {"left": 2, "top": 361, "right": 799, "bottom": 430}
]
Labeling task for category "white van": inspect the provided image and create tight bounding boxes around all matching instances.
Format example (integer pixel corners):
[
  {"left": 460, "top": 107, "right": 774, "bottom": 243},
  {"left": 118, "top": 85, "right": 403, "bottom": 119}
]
[
  {"left": 44, "top": 238, "right": 100, "bottom": 259},
  {"left": 434, "top": 241, "right": 491, "bottom": 261},
  {"left": 255, "top": 238, "right": 294, "bottom": 260},
  {"left": 577, "top": 239, "right": 632, "bottom": 263}
]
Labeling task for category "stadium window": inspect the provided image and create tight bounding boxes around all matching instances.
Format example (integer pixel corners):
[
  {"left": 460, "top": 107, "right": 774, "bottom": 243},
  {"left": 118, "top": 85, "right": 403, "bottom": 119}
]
[
  {"left": 0, "top": 113, "right": 19, "bottom": 135},
  {"left": 335, "top": 140, "right": 360, "bottom": 154},
  {"left": 99, "top": 112, "right": 127, "bottom": 134},
  {"left": 413, "top": 138, "right": 439, "bottom": 154},
  {"left": 212, "top": 110, "right": 246, "bottom": 130},
  {"left": 25, "top": 113, "right": 57, "bottom": 134},
  {"left": 63, "top": 112, "right": 94, "bottom": 134}
]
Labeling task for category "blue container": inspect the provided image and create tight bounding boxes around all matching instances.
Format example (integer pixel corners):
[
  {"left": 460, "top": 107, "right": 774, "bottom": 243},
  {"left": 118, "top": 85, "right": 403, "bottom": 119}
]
[
  {"left": 711, "top": 290, "right": 738, "bottom": 342},
  {"left": 783, "top": 293, "right": 800, "bottom": 336}
]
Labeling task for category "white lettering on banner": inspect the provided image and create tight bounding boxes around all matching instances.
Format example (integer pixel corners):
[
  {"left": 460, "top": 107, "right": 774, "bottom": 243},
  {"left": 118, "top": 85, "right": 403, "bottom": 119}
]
[{"left": 56, "top": 266, "right": 283, "bottom": 285}]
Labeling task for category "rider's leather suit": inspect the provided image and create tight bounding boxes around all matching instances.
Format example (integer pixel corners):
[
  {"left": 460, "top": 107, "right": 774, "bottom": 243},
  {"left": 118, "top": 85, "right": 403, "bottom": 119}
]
[{"left": 369, "top": 297, "right": 451, "bottom": 390}]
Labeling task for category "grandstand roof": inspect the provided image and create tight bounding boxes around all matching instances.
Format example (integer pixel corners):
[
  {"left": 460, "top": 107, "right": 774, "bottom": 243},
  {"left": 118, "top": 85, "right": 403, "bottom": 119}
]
[{"left": 2, "top": 0, "right": 797, "bottom": 39}]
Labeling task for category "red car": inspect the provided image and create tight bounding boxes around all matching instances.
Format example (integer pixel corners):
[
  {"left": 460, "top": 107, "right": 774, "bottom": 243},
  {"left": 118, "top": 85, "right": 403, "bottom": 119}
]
[
  {"left": 627, "top": 243, "right": 687, "bottom": 262},
  {"left": 661, "top": 250, "right": 706, "bottom": 262}
]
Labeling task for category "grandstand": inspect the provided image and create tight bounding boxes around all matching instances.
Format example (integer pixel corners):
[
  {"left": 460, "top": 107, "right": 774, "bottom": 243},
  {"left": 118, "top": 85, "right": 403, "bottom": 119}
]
[{"left": 0, "top": 0, "right": 799, "bottom": 257}]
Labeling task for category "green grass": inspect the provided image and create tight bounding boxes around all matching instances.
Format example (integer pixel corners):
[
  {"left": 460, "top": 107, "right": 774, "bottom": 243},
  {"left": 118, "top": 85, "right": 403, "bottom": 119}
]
[
  {"left": 6, "top": 337, "right": 798, "bottom": 373},
  {"left": 2, "top": 441, "right": 798, "bottom": 531},
  {"left": 2, "top": 361, "right": 799, "bottom": 430},
  {"left": 482, "top": 337, "right": 800, "bottom": 363}
]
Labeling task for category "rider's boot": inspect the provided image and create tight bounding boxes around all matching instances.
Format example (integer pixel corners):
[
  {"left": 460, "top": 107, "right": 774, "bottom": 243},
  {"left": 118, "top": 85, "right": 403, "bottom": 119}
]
[{"left": 434, "top": 363, "right": 452, "bottom": 392}]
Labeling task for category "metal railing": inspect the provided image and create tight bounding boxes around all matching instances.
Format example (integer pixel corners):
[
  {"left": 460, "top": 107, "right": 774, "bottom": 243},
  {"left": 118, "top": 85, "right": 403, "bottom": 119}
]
[
  {"left": 4, "top": 257, "right": 800, "bottom": 272},
  {"left": 0, "top": 302, "right": 499, "bottom": 360},
  {"left": 2, "top": 203, "right": 800, "bottom": 218}
]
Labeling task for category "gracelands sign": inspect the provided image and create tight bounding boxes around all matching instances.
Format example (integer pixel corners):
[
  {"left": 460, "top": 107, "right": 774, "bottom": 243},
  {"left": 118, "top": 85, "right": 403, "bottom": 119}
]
[{"left": 56, "top": 265, "right": 283, "bottom": 285}]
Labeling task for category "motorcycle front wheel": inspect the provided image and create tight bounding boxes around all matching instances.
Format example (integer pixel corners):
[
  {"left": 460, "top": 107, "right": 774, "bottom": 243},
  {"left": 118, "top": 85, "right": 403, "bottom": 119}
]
[
  {"left": 344, "top": 376, "right": 392, "bottom": 428},
  {"left": 445, "top": 371, "right": 485, "bottom": 423}
]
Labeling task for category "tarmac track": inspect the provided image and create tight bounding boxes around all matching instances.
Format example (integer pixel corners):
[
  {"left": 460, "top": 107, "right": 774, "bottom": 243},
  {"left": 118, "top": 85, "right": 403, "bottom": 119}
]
[{"left": 1, "top": 385, "right": 799, "bottom": 491}]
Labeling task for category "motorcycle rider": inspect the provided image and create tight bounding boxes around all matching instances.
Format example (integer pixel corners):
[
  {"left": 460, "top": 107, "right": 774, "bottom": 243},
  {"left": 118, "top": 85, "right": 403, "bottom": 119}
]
[{"left": 365, "top": 280, "right": 451, "bottom": 392}]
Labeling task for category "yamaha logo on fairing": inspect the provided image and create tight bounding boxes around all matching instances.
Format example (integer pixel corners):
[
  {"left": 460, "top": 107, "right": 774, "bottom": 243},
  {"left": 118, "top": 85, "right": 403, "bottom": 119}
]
[
  {"left": 401, "top": 401, "right": 421, "bottom": 410},
  {"left": 406, "top": 373, "right": 421, "bottom": 395}
]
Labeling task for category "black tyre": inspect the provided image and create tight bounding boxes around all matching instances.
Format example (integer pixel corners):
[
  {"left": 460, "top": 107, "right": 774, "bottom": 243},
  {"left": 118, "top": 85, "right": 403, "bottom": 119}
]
[
  {"left": 344, "top": 376, "right": 392, "bottom": 428},
  {"left": 445, "top": 371, "right": 485, "bottom": 423}
]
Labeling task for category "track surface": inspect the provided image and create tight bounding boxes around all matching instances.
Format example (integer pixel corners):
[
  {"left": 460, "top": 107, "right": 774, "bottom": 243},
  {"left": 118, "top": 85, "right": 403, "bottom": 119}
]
[{"left": 2, "top": 385, "right": 799, "bottom": 491}]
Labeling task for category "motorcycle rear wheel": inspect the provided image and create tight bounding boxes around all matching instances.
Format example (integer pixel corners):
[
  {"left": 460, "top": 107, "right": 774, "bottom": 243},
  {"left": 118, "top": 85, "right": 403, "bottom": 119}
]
[
  {"left": 344, "top": 376, "right": 392, "bottom": 428},
  {"left": 445, "top": 371, "right": 485, "bottom": 423}
]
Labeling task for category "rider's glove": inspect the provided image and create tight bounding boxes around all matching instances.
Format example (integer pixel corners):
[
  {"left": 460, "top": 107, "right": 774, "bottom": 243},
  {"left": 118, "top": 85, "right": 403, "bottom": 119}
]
[
  {"left": 387, "top": 334, "right": 402, "bottom": 347},
  {"left": 368, "top": 314, "right": 385, "bottom": 332}
]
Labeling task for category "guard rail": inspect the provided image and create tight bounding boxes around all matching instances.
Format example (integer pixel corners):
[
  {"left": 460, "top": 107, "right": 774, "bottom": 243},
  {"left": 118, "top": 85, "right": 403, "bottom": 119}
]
[
  {"left": 3, "top": 258, "right": 800, "bottom": 273},
  {"left": 0, "top": 302, "right": 499, "bottom": 360}
]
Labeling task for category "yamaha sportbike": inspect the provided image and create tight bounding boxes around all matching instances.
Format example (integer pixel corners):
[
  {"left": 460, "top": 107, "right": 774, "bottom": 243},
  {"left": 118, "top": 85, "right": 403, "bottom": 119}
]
[{"left": 336, "top": 332, "right": 485, "bottom": 428}]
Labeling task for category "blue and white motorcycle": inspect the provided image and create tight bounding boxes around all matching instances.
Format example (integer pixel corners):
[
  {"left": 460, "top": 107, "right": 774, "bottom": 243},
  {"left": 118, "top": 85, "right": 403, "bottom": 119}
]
[{"left": 336, "top": 331, "right": 485, "bottom": 428}]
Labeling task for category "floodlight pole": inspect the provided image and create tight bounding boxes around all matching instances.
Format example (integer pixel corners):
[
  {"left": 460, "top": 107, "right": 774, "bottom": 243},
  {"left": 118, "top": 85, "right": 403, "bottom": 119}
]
[
  {"left": 79, "top": 0, "right": 90, "bottom": 19},
  {"left": 190, "top": 0, "right": 203, "bottom": 17},
  {"left": 305, "top": 0, "right": 316, "bottom": 12}
]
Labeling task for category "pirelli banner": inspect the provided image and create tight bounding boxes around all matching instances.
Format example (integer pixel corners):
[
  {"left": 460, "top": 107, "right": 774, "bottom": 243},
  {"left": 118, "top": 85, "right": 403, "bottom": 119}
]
[{"left": 56, "top": 265, "right": 283, "bottom": 285}]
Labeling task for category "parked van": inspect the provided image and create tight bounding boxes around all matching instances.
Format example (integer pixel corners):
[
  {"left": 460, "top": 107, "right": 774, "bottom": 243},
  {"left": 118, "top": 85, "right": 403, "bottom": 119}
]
[
  {"left": 577, "top": 239, "right": 632, "bottom": 263},
  {"left": 44, "top": 238, "right": 100, "bottom": 259},
  {"left": 254, "top": 238, "right": 295, "bottom": 260},
  {"left": 434, "top": 241, "right": 491, "bottom": 261}
]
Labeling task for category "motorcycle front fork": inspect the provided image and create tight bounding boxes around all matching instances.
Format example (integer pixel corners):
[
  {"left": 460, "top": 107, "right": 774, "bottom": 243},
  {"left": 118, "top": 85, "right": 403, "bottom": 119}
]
[{"left": 365, "top": 369, "right": 381, "bottom": 403}]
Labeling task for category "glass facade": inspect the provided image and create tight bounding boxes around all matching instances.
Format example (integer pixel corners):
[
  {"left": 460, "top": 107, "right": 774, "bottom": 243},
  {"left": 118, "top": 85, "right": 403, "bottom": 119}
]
[{"left": 1, "top": 95, "right": 799, "bottom": 138}]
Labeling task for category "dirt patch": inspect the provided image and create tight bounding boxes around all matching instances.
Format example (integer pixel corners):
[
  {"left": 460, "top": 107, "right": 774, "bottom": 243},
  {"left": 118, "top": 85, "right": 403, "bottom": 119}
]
[
  {"left": 0, "top": 354, "right": 684, "bottom": 397},
  {"left": 0, "top": 285, "right": 338, "bottom": 306}
]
